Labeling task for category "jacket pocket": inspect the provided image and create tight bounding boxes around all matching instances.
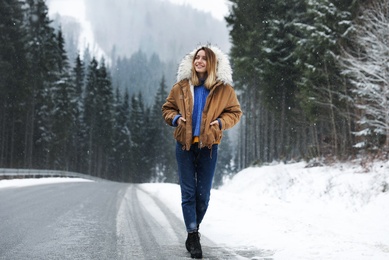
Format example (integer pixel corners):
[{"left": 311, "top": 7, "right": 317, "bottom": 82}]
[
  {"left": 173, "top": 121, "right": 186, "bottom": 143},
  {"left": 206, "top": 124, "right": 222, "bottom": 144}
]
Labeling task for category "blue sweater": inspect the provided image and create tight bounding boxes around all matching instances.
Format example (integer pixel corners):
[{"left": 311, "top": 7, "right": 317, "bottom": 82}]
[
  {"left": 192, "top": 83, "right": 210, "bottom": 137},
  {"left": 172, "top": 82, "right": 222, "bottom": 136}
]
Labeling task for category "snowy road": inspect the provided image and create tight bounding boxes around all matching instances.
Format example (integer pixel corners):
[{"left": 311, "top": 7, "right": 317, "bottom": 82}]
[{"left": 0, "top": 181, "right": 257, "bottom": 260}]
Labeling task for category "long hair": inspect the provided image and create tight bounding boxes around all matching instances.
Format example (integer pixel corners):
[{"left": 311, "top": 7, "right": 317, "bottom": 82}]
[{"left": 190, "top": 47, "right": 217, "bottom": 89}]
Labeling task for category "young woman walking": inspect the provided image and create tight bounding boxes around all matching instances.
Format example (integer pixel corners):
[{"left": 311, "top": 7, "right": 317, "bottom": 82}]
[{"left": 162, "top": 45, "right": 242, "bottom": 258}]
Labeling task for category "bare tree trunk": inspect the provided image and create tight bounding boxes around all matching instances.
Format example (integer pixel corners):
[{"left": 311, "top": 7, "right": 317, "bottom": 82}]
[
  {"left": 10, "top": 114, "right": 15, "bottom": 167},
  {"left": 25, "top": 98, "right": 35, "bottom": 168},
  {"left": 385, "top": 94, "right": 389, "bottom": 149},
  {"left": 238, "top": 112, "right": 245, "bottom": 170},
  {"left": 253, "top": 84, "right": 259, "bottom": 162},
  {"left": 279, "top": 89, "right": 286, "bottom": 160},
  {"left": 0, "top": 104, "right": 5, "bottom": 165},
  {"left": 324, "top": 62, "right": 338, "bottom": 156},
  {"left": 88, "top": 129, "right": 93, "bottom": 175},
  {"left": 261, "top": 107, "right": 266, "bottom": 163},
  {"left": 269, "top": 110, "right": 275, "bottom": 161}
]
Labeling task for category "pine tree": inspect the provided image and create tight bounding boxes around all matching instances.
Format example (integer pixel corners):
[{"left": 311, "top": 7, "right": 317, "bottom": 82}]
[
  {"left": 260, "top": 0, "right": 306, "bottom": 160},
  {"left": 71, "top": 54, "right": 86, "bottom": 172},
  {"left": 84, "top": 58, "right": 99, "bottom": 176},
  {"left": 82, "top": 46, "right": 92, "bottom": 78},
  {"left": 143, "top": 106, "right": 154, "bottom": 180},
  {"left": 129, "top": 92, "right": 151, "bottom": 182},
  {"left": 50, "top": 29, "right": 75, "bottom": 170},
  {"left": 83, "top": 57, "right": 115, "bottom": 178},
  {"left": 25, "top": 0, "right": 59, "bottom": 168},
  {"left": 150, "top": 76, "right": 177, "bottom": 183},
  {"left": 294, "top": 0, "right": 356, "bottom": 157},
  {"left": 112, "top": 88, "right": 131, "bottom": 182},
  {"left": 214, "top": 133, "right": 234, "bottom": 188},
  {"left": 0, "top": 0, "right": 30, "bottom": 167},
  {"left": 226, "top": 0, "right": 273, "bottom": 167},
  {"left": 95, "top": 59, "right": 115, "bottom": 179}
]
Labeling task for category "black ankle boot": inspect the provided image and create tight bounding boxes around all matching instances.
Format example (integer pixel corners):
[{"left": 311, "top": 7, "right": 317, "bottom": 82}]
[{"left": 185, "top": 231, "right": 202, "bottom": 259}]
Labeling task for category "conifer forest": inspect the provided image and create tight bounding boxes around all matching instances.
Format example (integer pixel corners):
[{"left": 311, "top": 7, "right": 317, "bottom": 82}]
[{"left": 1, "top": 0, "right": 388, "bottom": 185}]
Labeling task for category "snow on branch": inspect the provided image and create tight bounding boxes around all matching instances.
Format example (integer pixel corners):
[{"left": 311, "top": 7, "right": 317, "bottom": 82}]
[{"left": 339, "top": 0, "right": 389, "bottom": 148}]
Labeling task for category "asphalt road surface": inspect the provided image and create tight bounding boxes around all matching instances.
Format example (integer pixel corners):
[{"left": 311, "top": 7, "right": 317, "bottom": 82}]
[{"left": 0, "top": 180, "right": 268, "bottom": 260}]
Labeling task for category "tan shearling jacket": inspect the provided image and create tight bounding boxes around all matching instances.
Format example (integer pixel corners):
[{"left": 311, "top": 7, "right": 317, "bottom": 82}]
[{"left": 162, "top": 45, "right": 242, "bottom": 150}]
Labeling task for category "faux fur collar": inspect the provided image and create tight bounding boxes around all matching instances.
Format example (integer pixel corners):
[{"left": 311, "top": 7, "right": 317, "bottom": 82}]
[{"left": 176, "top": 45, "right": 233, "bottom": 85}]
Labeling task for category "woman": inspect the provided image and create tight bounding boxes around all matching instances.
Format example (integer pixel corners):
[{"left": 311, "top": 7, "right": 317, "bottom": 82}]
[{"left": 162, "top": 45, "right": 242, "bottom": 259}]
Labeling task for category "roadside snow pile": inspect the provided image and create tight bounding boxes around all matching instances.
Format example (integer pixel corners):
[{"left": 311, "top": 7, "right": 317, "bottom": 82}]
[
  {"left": 220, "top": 160, "right": 389, "bottom": 210},
  {"left": 211, "top": 160, "right": 389, "bottom": 259},
  {"left": 0, "top": 178, "right": 93, "bottom": 189}
]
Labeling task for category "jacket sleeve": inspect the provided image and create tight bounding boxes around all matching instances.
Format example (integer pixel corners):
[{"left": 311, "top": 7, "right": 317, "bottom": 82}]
[
  {"left": 162, "top": 85, "right": 180, "bottom": 126},
  {"left": 218, "top": 85, "right": 242, "bottom": 131}
]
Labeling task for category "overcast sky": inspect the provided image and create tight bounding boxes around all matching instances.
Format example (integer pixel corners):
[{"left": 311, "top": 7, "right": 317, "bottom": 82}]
[
  {"left": 48, "top": 0, "right": 229, "bottom": 21},
  {"left": 163, "top": 0, "right": 229, "bottom": 20}
]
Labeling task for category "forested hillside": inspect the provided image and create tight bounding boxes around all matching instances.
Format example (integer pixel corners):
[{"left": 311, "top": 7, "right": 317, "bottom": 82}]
[
  {"left": 0, "top": 0, "right": 175, "bottom": 182},
  {"left": 0, "top": 0, "right": 233, "bottom": 184},
  {"left": 1, "top": 0, "right": 388, "bottom": 185},
  {"left": 49, "top": 0, "right": 231, "bottom": 105},
  {"left": 226, "top": 0, "right": 389, "bottom": 169}
]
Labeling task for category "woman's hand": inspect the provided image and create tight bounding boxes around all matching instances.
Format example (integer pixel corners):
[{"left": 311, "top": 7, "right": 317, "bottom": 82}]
[
  {"left": 178, "top": 117, "right": 186, "bottom": 124},
  {"left": 210, "top": 120, "right": 219, "bottom": 126}
]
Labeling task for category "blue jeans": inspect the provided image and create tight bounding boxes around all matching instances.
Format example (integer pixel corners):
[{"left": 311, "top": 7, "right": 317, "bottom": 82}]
[{"left": 176, "top": 142, "right": 218, "bottom": 232}]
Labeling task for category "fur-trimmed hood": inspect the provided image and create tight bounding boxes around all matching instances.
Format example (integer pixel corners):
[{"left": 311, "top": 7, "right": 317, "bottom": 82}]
[
  {"left": 176, "top": 45, "right": 233, "bottom": 85},
  {"left": 163, "top": 45, "right": 242, "bottom": 150}
]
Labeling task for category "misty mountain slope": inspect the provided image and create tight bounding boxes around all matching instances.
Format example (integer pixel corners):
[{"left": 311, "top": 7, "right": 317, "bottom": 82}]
[
  {"left": 51, "top": 14, "right": 82, "bottom": 64},
  {"left": 49, "top": 0, "right": 231, "bottom": 105},
  {"left": 83, "top": 0, "right": 230, "bottom": 62},
  {"left": 111, "top": 50, "right": 177, "bottom": 105}
]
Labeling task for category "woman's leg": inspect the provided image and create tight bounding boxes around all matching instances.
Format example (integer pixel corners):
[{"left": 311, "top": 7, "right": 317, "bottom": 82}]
[
  {"left": 195, "top": 144, "right": 218, "bottom": 226},
  {"left": 176, "top": 142, "right": 198, "bottom": 232}
]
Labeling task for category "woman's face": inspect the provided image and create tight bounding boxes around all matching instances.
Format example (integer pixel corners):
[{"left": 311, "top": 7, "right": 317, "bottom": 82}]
[{"left": 194, "top": 50, "right": 207, "bottom": 78}]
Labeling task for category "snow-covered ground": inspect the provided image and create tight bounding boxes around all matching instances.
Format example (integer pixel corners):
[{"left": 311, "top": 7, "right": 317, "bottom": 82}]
[
  {"left": 1, "top": 160, "right": 388, "bottom": 259},
  {"left": 0, "top": 177, "right": 92, "bottom": 188},
  {"left": 142, "top": 160, "right": 389, "bottom": 260}
]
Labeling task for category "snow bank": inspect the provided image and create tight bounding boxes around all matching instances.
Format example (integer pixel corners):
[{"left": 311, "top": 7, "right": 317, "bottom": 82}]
[
  {"left": 0, "top": 178, "right": 93, "bottom": 189},
  {"left": 221, "top": 161, "right": 389, "bottom": 209},
  {"left": 143, "top": 160, "right": 389, "bottom": 260}
]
